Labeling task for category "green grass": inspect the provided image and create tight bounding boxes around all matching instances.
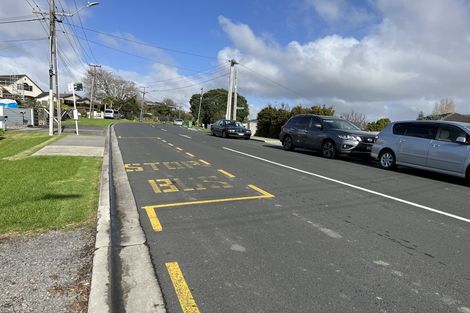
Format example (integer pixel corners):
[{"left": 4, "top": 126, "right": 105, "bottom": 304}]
[
  {"left": 0, "top": 131, "right": 56, "bottom": 159},
  {"left": 62, "top": 118, "right": 131, "bottom": 127},
  {"left": 0, "top": 131, "right": 102, "bottom": 234}
]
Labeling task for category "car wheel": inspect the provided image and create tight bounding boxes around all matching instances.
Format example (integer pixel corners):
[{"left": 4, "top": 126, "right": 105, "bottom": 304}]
[
  {"left": 222, "top": 131, "right": 227, "bottom": 138},
  {"left": 322, "top": 140, "right": 337, "bottom": 159},
  {"left": 282, "top": 136, "right": 294, "bottom": 151},
  {"left": 378, "top": 149, "right": 396, "bottom": 170},
  {"left": 211, "top": 130, "right": 215, "bottom": 136},
  {"left": 244, "top": 136, "right": 250, "bottom": 140}
]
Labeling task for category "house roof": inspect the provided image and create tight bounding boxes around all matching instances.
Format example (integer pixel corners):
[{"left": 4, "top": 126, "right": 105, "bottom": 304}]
[
  {"left": 0, "top": 74, "right": 44, "bottom": 93},
  {"left": 441, "top": 113, "right": 470, "bottom": 123}
]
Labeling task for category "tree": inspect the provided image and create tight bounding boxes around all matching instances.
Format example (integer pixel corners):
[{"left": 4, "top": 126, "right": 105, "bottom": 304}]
[
  {"left": 417, "top": 111, "right": 425, "bottom": 120},
  {"left": 341, "top": 110, "right": 367, "bottom": 129},
  {"left": 367, "top": 118, "right": 391, "bottom": 131},
  {"left": 83, "top": 68, "right": 138, "bottom": 103},
  {"left": 115, "top": 96, "right": 140, "bottom": 119},
  {"left": 189, "top": 88, "right": 249, "bottom": 125},
  {"left": 432, "top": 98, "right": 455, "bottom": 115}
]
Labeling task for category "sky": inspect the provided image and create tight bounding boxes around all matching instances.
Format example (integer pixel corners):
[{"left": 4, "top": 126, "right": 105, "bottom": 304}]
[{"left": 1, "top": 0, "right": 470, "bottom": 121}]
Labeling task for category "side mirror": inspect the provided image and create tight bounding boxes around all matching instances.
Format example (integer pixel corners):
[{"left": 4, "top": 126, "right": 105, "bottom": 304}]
[{"left": 456, "top": 136, "right": 467, "bottom": 144}]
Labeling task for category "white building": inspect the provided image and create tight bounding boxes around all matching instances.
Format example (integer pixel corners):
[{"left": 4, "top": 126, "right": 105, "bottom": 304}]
[{"left": 0, "top": 74, "right": 44, "bottom": 100}]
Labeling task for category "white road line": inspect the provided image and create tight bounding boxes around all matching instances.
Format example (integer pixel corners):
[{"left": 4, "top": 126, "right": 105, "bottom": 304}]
[
  {"left": 223, "top": 147, "right": 470, "bottom": 224},
  {"left": 179, "top": 134, "right": 192, "bottom": 139},
  {"left": 161, "top": 129, "right": 167, "bottom": 131}
]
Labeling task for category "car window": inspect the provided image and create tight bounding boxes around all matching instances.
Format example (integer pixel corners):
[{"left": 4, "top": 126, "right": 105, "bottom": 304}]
[
  {"left": 294, "top": 116, "right": 310, "bottom": 130},
  {"left": 226, "top": 121, "right": 242, "bottom": 127},
  {"left": 393, "top": 123, "right": 409, "bottom": 135},
  {"left": 286, "top": 116, "right": 300, "bottom": 128},
  {"left": 404, "top": 124, "right": 438, "bottom": 139},
  {"left": 322, "top": 119, "right": 360, "bottom": 130},
  {"left": 436, "top": 125, "right": 467, "bottom": 142}
]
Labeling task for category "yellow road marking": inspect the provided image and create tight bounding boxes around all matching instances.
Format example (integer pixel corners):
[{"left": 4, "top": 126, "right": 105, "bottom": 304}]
[
  {"left": 247, "top": 184, "right": 275, "bottom": 197},
  {"left": 176, "top": 147, "right": 183, "bottom": 151},
  {"left": 199, "top": 159, "right": 210, "bottom": 165},
  {"left": 145, "top": 207, "right": 162, "bottom": 232},
  {"left": 217, "top": 169, "right": 236, "bottom": 178},
  {"left": 168, "top": 143, "right": 174, "bottom": 147},
  {"left": 143, "top": 184, "right": 274, "bottom": 210},
  {"left": 166, "top": 262, "right": 201, "bottom": 313},
  {"left": 185, "top": 152, "right": 195, "bottom": 157}
]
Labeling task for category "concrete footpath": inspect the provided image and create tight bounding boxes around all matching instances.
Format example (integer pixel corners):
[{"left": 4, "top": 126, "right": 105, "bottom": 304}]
[{"left": 33, "top": 135, "right": 105, "bottom": 157}]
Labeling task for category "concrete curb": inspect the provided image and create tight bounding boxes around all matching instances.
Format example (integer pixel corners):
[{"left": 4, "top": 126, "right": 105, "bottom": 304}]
[
  {"left": 110, "top": 126, "right": 166, "bottom": 313},
  {"left": 250, "top": 136, "right": 282, "bottom": 145},
  {"left": 87, "top": 126, "right": 166, "bottom": 312},
  {"left": 88, "top": 127, "right": 112, "bottom": 313}
]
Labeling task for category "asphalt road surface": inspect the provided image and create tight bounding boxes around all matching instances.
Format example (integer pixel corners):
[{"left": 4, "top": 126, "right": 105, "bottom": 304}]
[{"left": 115, "top": 123, "right": 470, "bottom": 313}]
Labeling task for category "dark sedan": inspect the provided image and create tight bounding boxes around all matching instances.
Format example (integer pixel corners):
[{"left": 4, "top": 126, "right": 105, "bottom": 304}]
[{"left": 211, "top": 119, "right": 251, "bottom": 139}]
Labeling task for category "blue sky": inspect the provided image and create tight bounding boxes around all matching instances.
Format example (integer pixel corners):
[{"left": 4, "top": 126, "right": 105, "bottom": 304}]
[{"left": 2, "top": 0, "right": 470, "bottom": 121}]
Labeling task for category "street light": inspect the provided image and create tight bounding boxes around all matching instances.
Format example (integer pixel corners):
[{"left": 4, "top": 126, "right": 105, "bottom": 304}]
[{"left": 59, "top": 2, "right": 99, "bottom": 17}]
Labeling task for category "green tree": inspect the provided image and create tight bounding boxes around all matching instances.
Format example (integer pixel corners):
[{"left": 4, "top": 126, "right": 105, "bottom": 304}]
[
  {"left": 189, "top": 88, "right": 249, "bottom": 126},
  {"left": 367, "top": 118, "right": 391, "bottom": 131},
  {"left": 116, "top": 96, "right": 140, "bottom": 119}
]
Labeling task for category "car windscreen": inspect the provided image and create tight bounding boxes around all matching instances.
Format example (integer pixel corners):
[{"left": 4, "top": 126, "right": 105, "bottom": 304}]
[
  {"left": 322, "top": 119, "right": 360, "bottom": 130},
  {"left": 466, "top": 126, "right": 470, "bottom": 133},
  {"left": 226, "top": 121, "right": 243, "bottom": 127}
]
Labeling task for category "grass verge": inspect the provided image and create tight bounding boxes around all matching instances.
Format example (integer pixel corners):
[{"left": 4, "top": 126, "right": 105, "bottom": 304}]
[
  {"left": 0, "top": 131, "right": 102, "bottom": 234},
  {"left": 62, "top": 118, "right": 127, "bottom": 127}
]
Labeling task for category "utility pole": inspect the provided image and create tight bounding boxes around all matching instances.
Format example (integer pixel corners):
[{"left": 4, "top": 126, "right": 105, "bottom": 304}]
[
  {"left": 55, "top": 36, "right": 61, "bottom": 134},
  {"left": 196, "top": 87, "right": 203, "bottom": 127},
  {"left": 225, "top": 59, "right": 238, "bottom": 120},
  {"left": 140, "top": 87, "right": 146, "bottom": 121},
  {"left": 233, "top": 67, "right": 238, "bottom": 121},
  {"left": 89, "top": 64, "right": 101, "bottom": 119},
  {"left": 48, "top": 0, "right": 56, "bottom": 136}
]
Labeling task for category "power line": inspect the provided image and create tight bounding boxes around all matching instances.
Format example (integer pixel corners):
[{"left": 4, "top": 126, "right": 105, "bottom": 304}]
[
  {"left": 73, "top": 0, "right": 98, "bottom": 63},
  {"left": 64, "top": 31, "right": 212, "bottom": 73},
  {"left": 143, "top": 64, "right": 229, "bottom": 86},
  {"left": 62, "top": 21, "right": 220, "bottom": 61},
  {"left": 0, "top": 15, "right": 36, "bottom": 21},
  {"left": 147, "top": 73, "right": 228, "bottom": 93},
  {"left": 0, "top": 17, "right": 46, "bottom": 24},
  {"left": 238, "top": 62, "right": 304, "bottom": 98},
  {"left": 0, "top": 37, "right": 48, "bottom": 43}
]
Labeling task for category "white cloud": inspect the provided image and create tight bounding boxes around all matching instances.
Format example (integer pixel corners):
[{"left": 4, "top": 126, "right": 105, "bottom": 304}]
[{"left": 216, "top": 1, "right": 470, "bottom": 121}]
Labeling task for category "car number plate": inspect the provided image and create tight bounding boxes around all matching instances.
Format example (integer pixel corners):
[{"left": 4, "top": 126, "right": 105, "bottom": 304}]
[
  {"left": 366, "top": 146, "right": 372, "bottom": 151},
  {"left": 238, "top": 133, "right": 244, "bottom": 136}
]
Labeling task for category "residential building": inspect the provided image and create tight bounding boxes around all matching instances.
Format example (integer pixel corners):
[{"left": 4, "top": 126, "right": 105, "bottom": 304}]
[{"left": 0, "top": 74, "right": 44, "bottom": 100}]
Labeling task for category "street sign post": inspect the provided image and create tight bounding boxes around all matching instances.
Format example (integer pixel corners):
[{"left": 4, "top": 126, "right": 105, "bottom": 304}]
[{"left": 71, "top": 82, "right": 82, "bottom": 135}]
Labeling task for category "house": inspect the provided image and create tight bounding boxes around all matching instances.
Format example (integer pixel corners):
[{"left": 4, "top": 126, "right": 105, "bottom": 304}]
[
  {"left": 0, "top": 74, "right": 44, "bottom": 100},
  {"left": 35, "top": 92, "right": 90, "bottom": 107},
  {"left": 421, "top": 112, "right": 470, "bottom": 123}
]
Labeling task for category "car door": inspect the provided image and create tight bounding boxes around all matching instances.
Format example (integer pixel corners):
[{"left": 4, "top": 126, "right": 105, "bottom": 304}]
[
  {"left": 303, "top": 116, "right": 324, "bottom": 150},
  {"left": 427, "top": 124, "right": 469, "bottom": 174},
  {"left": 397, "top": 123, "right": 437, "bottom": 166},
  {"left": 292, "top": 116, "right": 310, "bottom": 147}
]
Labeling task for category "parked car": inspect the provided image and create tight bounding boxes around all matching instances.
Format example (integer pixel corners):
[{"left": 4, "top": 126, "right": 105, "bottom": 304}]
[
  {"left": 371, "top": 120, "right": 470, "bottom": 183},
  {"left": 210, "top": 119, "right": 251, "bottom": 139},
  {"left": 279, "top": 114, "right": 377, "bottom": 158},
  {"left": 104, "top": 109, "right": 115, "bottom": 119},
  {"left": 173, "top": 119, "right": 184, "bottom": 126}
]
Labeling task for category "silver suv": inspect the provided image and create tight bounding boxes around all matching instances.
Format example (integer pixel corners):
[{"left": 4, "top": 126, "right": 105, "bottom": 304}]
[
  {"left": 371, "top": 120, "right": 470, "bottom": 184},
  {"left": 279, "top": 114, "right": 377, "bottom": 158}
]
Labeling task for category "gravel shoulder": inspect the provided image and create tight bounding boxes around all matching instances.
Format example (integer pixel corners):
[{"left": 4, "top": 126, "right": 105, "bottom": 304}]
[{"left": 0, "top": 227, "right": 95, "bottom": 313}]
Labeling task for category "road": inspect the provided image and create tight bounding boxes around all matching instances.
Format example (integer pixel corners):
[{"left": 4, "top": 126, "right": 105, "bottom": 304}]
[{"left": 115, "top": 123, "right": 470, "bottom": 313}]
